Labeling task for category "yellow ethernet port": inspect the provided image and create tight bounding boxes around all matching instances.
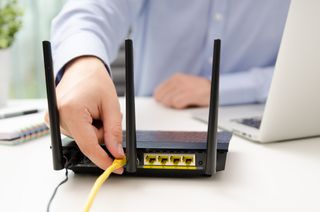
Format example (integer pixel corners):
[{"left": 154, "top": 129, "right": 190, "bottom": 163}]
[
  {"left": 158, "top": 156, "right": 169, "bottom": 164},
  {"left": 145, "top": 155, "right": 156, "bottom": 164},
  {"left": 182, "top": 156, "right": 194, "bottom": 165},
  {"left": 170, "top": 156, "right": 181, "bottom": 165}
]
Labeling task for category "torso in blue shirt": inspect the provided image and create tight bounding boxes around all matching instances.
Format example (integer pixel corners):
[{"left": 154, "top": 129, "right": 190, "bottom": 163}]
[
  {"left": 52, "top": 0, "right": 291, "bottom": 104},
  {"left": 130, "top": 0, "right": 290, "bottom": 103}
]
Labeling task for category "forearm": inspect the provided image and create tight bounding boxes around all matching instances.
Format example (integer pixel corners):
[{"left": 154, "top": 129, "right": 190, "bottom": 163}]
[{"left": 51, "top": 0, "right": 142, "bottom": 81}]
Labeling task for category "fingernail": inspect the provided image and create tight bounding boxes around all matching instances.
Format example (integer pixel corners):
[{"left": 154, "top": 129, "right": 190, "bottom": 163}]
[
  {"left": 114, "top": 168, "right": 124, "bottom": 175},
  {"left": 117, "top": 144, "right": 125, "bottom": 156}
]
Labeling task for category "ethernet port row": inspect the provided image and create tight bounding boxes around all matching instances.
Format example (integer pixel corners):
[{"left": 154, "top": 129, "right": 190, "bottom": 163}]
[{"left": 144, "top": 153, "right": 196, "bottom": 166}]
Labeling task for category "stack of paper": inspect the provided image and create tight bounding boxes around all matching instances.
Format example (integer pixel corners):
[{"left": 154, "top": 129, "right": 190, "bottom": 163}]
[{"left": 0, "top": 108, "right": 49, "bottom": 145}]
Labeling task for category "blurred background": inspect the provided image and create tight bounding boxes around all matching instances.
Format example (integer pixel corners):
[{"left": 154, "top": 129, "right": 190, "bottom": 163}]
[
  {"left": 9, "top": 0, "right": 63, "bottom": 98},
  {"left": 8, "top": 0, "right": 126, "bottom": 99}
]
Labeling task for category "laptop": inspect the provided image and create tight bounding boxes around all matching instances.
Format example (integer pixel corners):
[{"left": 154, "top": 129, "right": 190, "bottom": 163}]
[{"left": 192, "top": 1, "right": 320, "bottom": 143}]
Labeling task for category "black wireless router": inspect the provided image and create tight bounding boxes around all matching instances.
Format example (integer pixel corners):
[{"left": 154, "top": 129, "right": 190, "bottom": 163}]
[{"left": 42, "top": 39, "right": 232, "bottom": 177}]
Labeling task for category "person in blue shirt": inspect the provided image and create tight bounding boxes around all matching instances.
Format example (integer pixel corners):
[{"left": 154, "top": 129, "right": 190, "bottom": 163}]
[{"left": 50, "top": 0, "right": 290, "bottom": 172}]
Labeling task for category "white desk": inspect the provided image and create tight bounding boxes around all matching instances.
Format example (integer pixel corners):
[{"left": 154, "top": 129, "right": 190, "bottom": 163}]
[{"left": 1, "top": 98, "right": 320, "bottom": 212}]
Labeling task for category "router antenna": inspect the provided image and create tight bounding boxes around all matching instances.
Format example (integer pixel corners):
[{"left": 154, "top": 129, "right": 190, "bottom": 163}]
[
  {"left": 125, "top": 39, "right": 137, "bottom": 173},
  {"left": 42, "top": 41, "right": 64, "bottom": 170},
  {"left": 204, "top": 39, "right": 221, "bottom": 175}
]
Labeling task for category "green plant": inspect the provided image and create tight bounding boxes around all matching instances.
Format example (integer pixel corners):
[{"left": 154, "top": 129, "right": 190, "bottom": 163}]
[{"left": 0, "top": 0, "right": 23, "bottom": 49}]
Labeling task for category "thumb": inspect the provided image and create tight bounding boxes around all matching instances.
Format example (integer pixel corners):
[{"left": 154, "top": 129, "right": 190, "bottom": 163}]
[{"left": 101, "top": 97, "right": 125, "bottom": 159}]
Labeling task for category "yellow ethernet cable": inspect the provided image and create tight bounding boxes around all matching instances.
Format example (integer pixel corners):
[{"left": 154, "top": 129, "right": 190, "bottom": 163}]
[{"left": 84, "top": 158, "right": 127, "bottom": 212}]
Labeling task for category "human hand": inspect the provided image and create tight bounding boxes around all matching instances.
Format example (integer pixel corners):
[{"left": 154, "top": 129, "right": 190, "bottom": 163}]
[
  {"left": 154, "top": 73, "right": 211, "bottom": 109},
  {"left": 45, "top": 56, "right": 125, "bottom": 173}
]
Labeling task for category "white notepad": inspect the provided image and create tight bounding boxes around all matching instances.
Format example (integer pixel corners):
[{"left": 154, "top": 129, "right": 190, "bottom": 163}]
[{"left": 0, "top": 112, "right": 49, "bottom": 145}]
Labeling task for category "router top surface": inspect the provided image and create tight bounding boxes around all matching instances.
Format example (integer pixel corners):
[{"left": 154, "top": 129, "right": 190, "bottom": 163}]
[{"left": 62, "top": 130, "right": 231, "bottom": 151}]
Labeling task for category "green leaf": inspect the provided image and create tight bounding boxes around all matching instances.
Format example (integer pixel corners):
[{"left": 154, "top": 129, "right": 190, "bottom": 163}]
[{"left": 0, "top": 0, "right": 23, "bottom": 49}]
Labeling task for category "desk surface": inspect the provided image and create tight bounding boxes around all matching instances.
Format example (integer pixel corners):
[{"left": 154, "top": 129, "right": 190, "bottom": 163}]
[{"left": 1, "top": 98, "right": 320, "bottom": 212}]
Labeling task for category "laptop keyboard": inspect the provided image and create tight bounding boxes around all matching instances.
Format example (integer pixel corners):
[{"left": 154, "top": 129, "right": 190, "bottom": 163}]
[{"left": 235, "top": 117, "right": 262, "bottom": 129}]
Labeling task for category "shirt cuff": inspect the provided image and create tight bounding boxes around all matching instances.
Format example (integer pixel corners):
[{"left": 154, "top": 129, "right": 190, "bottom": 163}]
[
  {"left": 219, "top": 67, "right": 274, "bottom": 105},
  {"left": 219, "top": 71, "right": 258, "bottom": 105}
]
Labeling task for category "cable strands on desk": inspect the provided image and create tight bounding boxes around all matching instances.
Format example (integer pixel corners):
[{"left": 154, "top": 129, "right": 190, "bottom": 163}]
[
  {"left": 84, "top": 158, "right": 127, "bottom": 212},
  {"left": 47, "top": 157, "right": 71, "bottom": 212}
]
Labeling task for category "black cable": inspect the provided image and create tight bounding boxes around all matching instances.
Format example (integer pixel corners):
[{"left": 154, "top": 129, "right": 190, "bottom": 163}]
[{"left": 47, "top": 157, "right": 71, "bottom": 212}]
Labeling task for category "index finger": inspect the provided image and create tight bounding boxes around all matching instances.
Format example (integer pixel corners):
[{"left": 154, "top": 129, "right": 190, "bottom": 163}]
[{"left": 67, "top": 114, "right": 122, "bottom": 173}]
